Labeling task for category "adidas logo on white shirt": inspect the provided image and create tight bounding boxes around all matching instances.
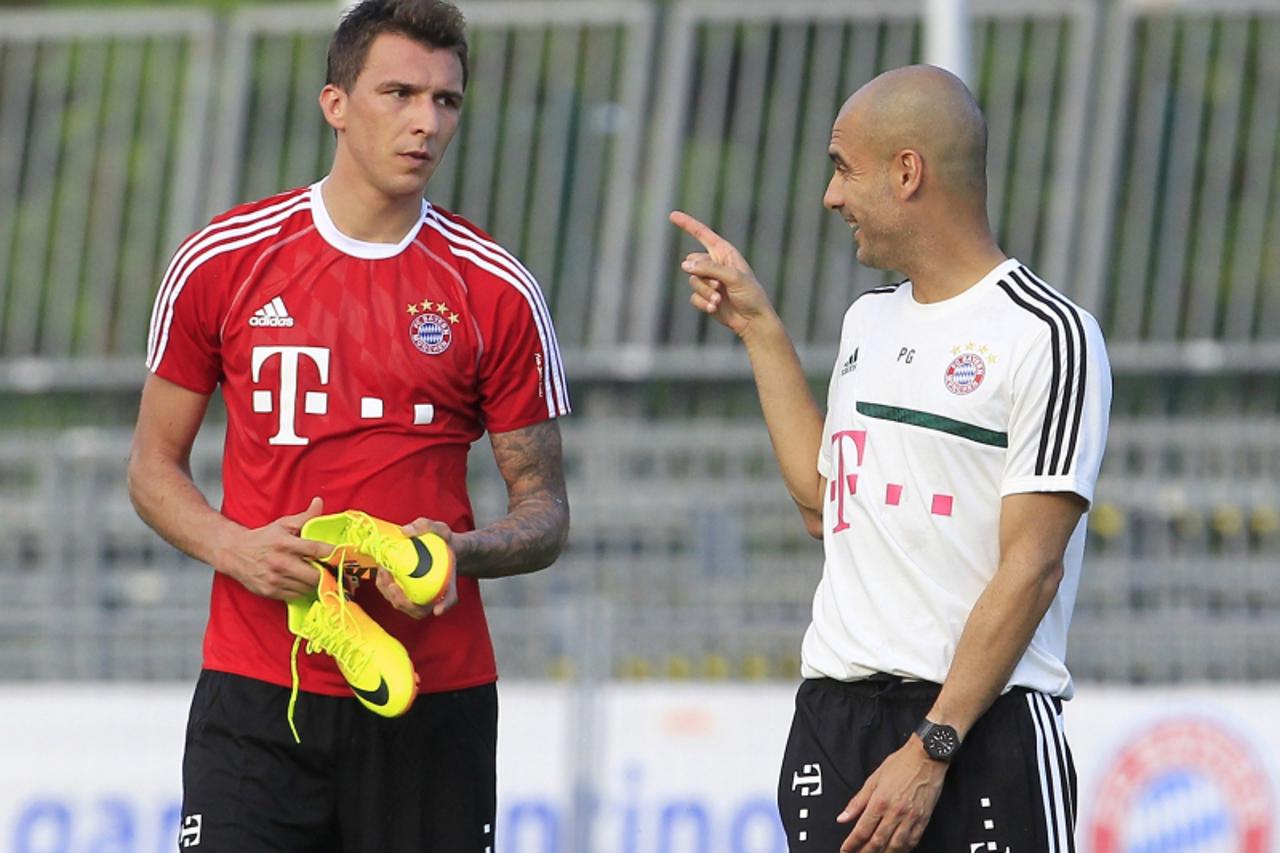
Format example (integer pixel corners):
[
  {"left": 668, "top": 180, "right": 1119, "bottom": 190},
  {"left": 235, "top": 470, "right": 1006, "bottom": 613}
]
[{"left": 249, "top": 296, "right": 295, "bottom": 328}]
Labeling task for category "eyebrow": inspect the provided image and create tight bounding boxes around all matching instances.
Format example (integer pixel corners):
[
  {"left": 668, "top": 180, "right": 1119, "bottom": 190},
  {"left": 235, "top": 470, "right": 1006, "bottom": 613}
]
[{"left": 378, "top": 80, "right": 464, "bottom": 102}]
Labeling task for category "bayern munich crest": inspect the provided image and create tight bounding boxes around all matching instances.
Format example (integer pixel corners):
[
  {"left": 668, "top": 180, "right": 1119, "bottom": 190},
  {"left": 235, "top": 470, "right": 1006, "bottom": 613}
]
[
  {"left": 410, "top": 312, "right": 453, "bottom": 354},
  {"left": 1088, "top": 714, "right": 1274, "bottom": 852},
  {"left": 406, "top": 298, "right": 459, "bottom": 356},
  {"left": 944, "top": 351, "right": 986, "bottom": 395}
]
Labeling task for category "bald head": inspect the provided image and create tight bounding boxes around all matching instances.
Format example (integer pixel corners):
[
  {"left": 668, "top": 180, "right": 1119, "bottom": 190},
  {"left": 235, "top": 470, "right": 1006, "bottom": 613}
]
[{"left": 837, "top": 65, "right": 988, "bottom": 202}]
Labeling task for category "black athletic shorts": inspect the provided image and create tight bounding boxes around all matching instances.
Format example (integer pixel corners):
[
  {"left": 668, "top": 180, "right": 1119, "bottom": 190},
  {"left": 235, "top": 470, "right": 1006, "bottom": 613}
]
[
  {"left": 778, "top": 676, "right": 1076, "bottom": 852},
  {"left": 179, "top": 669, "right": 498, "bottom": 852}
]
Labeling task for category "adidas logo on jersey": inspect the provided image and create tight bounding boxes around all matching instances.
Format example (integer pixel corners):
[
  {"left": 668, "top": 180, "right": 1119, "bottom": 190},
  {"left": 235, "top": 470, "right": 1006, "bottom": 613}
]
[
  {"left": 250, "top": 297, "right": 294, "bottom": 328},
  {"left": 840, "top": 347, "right": 859, "bottom": 376}
]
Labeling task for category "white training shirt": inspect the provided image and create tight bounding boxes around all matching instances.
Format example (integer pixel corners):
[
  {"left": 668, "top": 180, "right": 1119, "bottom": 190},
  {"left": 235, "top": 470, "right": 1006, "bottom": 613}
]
[{"left": 804, "top": 258, "right": 1111, "bottom": 698}]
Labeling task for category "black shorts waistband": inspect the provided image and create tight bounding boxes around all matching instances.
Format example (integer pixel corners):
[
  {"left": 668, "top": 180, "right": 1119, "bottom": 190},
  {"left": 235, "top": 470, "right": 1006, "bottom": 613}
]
[
  {"left": 809, "top": 674, "right": 941, "bottom": 700},
  {"left": 809, "top": 675, "right": 1064, "bottom": 711}
]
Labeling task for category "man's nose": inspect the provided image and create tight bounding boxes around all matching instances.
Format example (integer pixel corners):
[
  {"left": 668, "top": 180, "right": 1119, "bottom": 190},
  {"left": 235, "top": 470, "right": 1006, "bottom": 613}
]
[
  {"left": 822, "top": 175, "right": 841, "bottom": 211},
  {"left": 412, "top": 99, "right": 439, "bottom": 136}
]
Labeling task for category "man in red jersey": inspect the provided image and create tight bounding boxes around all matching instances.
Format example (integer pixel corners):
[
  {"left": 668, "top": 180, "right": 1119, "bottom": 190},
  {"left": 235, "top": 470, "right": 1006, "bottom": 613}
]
[{"left": 127, "top": 1, "right": 569, "bottom": 849}]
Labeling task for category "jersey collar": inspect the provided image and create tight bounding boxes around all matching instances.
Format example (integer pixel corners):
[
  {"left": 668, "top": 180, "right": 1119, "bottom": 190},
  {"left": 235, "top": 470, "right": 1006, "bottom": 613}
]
[
  {"left": 309, "top": 179, "right": 427, "bottom": 259},
  {"left": 903, "top": 257, "right": 1022, "bottom": 317}
]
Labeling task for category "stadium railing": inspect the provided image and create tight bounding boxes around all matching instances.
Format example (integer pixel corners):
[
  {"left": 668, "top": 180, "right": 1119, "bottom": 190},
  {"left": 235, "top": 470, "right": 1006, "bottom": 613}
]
[
  {"left": 2, "top": 0, "right": 1279, "bottom": 685},
  {"left": 1, "top": 419, "right": 1276, "bottom": 682}
]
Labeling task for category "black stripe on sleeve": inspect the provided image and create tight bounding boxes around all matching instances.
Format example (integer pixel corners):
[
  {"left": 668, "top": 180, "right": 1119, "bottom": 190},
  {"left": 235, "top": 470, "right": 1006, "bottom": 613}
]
[
  {"left": 1019, "top": 267, "right": 1089, "bottom": 478},
  {"left": 1009, "top": 269, "right": 1078, "bottom": 476},
  {"left": 995, "top": 279, "right": 1062, "bottom": 476}
]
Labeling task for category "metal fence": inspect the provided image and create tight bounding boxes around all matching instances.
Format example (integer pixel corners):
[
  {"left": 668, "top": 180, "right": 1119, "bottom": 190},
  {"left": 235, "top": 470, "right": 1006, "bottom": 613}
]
[
  {"left": 3, "top": 0, "right": 1280, "bottom": 388},
  {"left": 1081, "top": 1, "right": 1280, "bottom": 359},
  {"left": 2, "top": 418, "right": 1278, "bottom": 683},
  {"left": 1, "top": 0, "right": 1279, "bottom": 685},
  {"left": 0, "top": 9, "right": 215, "bottom": 385}
]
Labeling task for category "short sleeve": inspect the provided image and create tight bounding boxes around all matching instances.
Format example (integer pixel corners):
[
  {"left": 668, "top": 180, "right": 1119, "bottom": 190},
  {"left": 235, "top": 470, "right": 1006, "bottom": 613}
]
[
  {"left": 1001, "top": 310, "right": 1111, "bottom": 503},
  {"left": 477, "top": 274, "right": 570, "bottom": 434},
  {"left": 144, "top": 235, "right": 225, "bottom": 394}
]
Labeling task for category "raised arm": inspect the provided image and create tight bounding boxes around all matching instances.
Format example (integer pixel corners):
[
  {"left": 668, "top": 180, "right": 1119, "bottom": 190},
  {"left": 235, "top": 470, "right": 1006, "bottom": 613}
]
[
  {"left": 127, "top": 373, "right": 330, "bottom": 600},
  {"left": 670, "top": 210, "right": 827, "bottom": 536}
]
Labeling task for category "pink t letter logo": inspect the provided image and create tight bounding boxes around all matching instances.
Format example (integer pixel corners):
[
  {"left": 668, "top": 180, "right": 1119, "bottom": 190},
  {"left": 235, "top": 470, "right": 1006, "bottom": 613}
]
[
  {"left": 830, "top": 429, "right": 867, "bottom": 533},
  {"left": 251, "top": 346, "right": 330, "bottom": 446}
]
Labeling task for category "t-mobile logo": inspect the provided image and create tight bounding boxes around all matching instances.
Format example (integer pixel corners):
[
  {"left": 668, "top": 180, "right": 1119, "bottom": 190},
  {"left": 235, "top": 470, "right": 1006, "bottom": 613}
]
[
  {"left": 791, "top": 763, "right": 823, "bottom": 797},
  {"left": 251, "top": 346, "right": 330, "bottom": 446},
  {"left": 178, "top": 814, "right": 202, "bottom": 847},
  {"left": 829, "top": 429, "right": 867, "bottom": 533}
]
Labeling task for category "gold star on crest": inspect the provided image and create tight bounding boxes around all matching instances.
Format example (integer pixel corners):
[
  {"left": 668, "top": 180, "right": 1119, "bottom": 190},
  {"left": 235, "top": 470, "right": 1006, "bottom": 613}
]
[
  {"left": 448, "top": 312, "right": 460, "bottom": 324},
  {"left": 436, "top": 301, "right": 450, "bottom": 315},
  {"left": 419, "top": 299, "right": 432, "bottom": 312},
  {"left": 407, "top": 303, "right": 419, "bottom": 315},
  {"left": 951, "top": 345, "right": 961, "bottom": 355}
]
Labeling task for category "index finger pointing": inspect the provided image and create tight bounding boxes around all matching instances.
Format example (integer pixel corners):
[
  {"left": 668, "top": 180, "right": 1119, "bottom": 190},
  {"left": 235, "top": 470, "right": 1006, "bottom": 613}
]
[{"left": 669, "top": 210, "right": 730, "bottom": 253}]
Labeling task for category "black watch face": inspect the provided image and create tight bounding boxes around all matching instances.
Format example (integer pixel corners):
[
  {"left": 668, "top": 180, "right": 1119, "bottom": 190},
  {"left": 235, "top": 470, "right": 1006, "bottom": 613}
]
[{"left": 925, "top": 725, "right": 960, "bottom": 759}]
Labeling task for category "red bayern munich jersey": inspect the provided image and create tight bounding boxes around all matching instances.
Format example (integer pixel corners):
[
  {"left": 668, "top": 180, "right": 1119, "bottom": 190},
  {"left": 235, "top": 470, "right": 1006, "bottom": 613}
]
[{"left": 145, "top": 180, "right": 570, "bottom": 696}]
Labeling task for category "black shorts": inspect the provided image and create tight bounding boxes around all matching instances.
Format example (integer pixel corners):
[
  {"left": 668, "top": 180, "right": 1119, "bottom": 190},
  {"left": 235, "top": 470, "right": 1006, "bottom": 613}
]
[
  {"left": 179, "top": 670, "right": 497, "bottom": 852},
  {"left": 778, "top": 677, "right": 1076, "bottom": 852}
]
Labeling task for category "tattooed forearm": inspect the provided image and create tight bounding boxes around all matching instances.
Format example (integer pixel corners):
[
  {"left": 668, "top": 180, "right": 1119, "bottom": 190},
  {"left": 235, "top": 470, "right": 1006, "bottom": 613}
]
[{"left": 453, "top": 419, "right": 570, "bottom": 579}]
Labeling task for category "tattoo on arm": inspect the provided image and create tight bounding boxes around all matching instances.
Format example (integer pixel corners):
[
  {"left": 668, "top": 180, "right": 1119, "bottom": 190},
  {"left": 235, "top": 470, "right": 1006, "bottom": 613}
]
[{"left": 456, "top": 419, "right": 569, "bottom": 579}]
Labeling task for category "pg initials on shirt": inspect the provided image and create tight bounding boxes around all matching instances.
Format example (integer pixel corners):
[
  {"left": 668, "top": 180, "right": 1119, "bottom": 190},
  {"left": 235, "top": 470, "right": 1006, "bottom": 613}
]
[{"left": 251, "top": 345, "right": 330, "bottom": 446}]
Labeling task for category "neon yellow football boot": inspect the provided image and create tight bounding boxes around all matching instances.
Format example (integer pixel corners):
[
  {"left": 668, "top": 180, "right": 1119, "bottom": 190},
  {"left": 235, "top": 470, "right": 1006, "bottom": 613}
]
[
  {"left": 286, "top": 566, "right": 418, "bottom": 723},
  {"left": 302, "top": 510, "right": 454, "bottom": 607}
]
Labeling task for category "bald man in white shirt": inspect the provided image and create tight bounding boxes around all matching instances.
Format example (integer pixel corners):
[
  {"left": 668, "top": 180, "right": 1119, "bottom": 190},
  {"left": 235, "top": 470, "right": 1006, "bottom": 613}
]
[{"left": 672, "top": 65, "right": 1110, "bottom": 852}]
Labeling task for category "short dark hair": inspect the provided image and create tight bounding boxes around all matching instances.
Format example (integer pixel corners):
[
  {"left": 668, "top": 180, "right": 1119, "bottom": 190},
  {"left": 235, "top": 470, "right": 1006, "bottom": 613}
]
[{"left": 327, "top": 0, "right": 468, "bottom": 91}]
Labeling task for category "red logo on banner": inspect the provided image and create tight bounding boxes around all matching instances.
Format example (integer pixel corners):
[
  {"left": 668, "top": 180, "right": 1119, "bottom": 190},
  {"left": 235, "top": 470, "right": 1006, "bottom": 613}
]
[{"left": 1089, "top": 717, "right": 1273, "bottom": 852}]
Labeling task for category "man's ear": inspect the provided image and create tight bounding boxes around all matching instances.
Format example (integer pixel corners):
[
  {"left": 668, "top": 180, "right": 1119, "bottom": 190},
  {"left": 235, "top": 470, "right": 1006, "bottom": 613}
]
[
  {"left": 319, "top": 84, "right": 348, "bottom": 132},
  {"left": 893, "top": 148, "right": 924, "bottom": 200}
]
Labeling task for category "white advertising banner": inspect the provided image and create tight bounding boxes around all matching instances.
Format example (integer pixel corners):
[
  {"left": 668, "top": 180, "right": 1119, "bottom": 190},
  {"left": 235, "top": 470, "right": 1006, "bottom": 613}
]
[{"left": 1, "top": 683, "right": 1275, "bottom": 852}]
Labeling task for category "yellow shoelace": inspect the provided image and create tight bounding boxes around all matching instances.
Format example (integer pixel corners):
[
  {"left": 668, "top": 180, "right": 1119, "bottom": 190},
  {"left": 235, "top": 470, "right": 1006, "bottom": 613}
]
[
  {"left": 300, "top": 601, "right": 372, "bottom": 673},
  {"left": 347, "top": 512, "right": 399, "bottom": 571},
  {"left": 287, "top": 563, "right": 370, "bottom": 743}
]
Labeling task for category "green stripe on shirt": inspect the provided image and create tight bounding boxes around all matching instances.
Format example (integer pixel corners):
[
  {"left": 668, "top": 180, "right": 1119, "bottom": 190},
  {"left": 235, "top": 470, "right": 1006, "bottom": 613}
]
[{"left": 856, "top": 402, "right": 1008, "bottom": 448}]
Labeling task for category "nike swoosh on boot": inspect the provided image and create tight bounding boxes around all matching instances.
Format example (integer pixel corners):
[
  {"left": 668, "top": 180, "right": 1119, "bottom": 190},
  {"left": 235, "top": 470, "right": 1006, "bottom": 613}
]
[
  {"left": 408, "top": 538, "right": 435, "bottom": 579},
  {"left": 352, "top": 676, "right": 390, "bottom": 707}
]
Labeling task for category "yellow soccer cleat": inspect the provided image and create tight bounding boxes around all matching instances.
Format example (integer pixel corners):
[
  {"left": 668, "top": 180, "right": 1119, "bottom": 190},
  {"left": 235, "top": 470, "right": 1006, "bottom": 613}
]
[
  {"left": 302, "top": 510, "right": 454, "bottom": 607},
  {"left": 286, "top": 566, "right": 418, "bottom": 723}
]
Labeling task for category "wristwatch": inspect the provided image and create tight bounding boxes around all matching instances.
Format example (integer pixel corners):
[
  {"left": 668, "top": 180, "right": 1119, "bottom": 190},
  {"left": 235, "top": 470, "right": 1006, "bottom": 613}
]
[{"left": 915, "top": 719, "right": 961, "bottom": 762}]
